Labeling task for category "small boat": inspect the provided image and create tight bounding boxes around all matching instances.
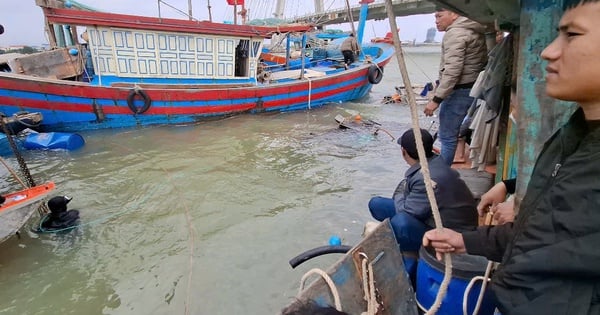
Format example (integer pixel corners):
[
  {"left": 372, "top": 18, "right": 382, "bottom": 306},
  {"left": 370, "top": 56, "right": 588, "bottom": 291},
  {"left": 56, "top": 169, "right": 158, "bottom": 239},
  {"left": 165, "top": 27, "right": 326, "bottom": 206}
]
[
  {"left": 287, "top": 221, "right": 419, "bottom": 314},
  {"left": 0, "top": 0, "right": 393, "bottom": 132},
  {"left": 286, "top": 219, "right": 497, "bottom": 315},
  {"left": 0, "top": 182, "right": 56, "bottom": 243}
]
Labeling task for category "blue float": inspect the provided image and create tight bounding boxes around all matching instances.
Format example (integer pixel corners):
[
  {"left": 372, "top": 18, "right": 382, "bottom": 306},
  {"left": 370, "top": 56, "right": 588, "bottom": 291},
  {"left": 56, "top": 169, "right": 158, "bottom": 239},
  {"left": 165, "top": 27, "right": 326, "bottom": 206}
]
[
  {"left": 23, "top": 132, "right": 85, "bottom": 151},
  {"left": 416, "top": 246, "right": 496, "bottom": 315},
  {"left": 328, "top": 235, "right": 342, "bottom": 246}
]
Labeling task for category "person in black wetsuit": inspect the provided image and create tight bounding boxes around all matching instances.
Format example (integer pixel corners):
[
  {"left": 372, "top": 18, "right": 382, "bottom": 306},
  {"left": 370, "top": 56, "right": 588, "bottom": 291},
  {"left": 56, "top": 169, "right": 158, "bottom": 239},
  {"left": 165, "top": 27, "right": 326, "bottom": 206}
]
[{"left": 40, "top": 196, "right": 80, "bottom": 232}]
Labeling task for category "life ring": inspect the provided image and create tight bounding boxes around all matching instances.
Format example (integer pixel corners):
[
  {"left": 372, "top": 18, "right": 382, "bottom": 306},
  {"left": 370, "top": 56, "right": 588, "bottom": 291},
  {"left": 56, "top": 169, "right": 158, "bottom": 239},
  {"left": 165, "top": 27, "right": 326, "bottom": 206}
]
[
  {"left": 127, "top": 89, "right": 152, "bottom": 114},
  {"left": 367, "top": 65, "right": 384, "bottom": 84}
]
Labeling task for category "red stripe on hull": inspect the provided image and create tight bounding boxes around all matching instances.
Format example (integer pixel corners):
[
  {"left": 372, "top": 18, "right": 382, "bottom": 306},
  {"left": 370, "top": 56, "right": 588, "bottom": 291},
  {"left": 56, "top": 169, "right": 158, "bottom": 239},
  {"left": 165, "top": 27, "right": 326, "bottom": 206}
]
[
  {"left": 0, "top": 96, "right": 255, "bottom": 115},
  {"left": 0, "top": 68, "right": 370, "bottom": 103}
]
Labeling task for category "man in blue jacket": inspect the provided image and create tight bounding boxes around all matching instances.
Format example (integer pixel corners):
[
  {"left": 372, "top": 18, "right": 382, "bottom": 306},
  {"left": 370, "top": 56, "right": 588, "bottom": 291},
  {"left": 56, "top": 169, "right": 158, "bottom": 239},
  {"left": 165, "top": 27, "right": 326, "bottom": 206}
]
[{"left": 368, "top": 129, "right": 478, "bottom": 280}]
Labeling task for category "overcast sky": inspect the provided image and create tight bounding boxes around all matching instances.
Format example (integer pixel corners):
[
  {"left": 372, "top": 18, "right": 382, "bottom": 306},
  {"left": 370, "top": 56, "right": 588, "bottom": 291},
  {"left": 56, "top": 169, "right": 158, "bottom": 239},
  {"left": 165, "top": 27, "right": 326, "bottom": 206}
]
[{"left": 0, "top": 0, "right": 439, "bottom": 46}]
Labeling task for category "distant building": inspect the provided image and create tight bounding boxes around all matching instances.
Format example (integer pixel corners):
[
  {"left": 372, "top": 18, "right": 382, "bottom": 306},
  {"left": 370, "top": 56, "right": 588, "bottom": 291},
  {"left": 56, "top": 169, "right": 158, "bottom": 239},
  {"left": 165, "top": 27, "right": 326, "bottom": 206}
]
[{"left": 424, "top": 27, "right": 437, "bottom": 43}]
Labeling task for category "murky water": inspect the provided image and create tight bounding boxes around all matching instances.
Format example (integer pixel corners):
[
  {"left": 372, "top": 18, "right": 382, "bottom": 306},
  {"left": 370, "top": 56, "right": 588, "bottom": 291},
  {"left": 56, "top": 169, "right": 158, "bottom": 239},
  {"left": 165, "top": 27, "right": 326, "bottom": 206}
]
[{"left": 0, "top": 47, "right": 440, "bottom": 315}]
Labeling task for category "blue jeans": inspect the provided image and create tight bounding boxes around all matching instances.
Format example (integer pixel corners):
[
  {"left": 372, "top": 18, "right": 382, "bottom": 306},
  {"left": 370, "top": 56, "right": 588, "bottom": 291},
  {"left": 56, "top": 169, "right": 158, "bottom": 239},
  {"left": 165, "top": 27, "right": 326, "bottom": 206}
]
[
  {"left": 368, "top": 196, "right": 429, "bottom": 252},
  {"left": 369, "top": 196, "right": 429, "bottom": 284},
  {"left": 438, "top": 88, "right": 474, "bottom": 165}
]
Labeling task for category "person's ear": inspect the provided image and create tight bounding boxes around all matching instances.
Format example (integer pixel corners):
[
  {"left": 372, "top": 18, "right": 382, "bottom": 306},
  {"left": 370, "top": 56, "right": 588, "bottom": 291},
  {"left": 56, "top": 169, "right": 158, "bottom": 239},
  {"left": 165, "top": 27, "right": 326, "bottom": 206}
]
[{"left": 401, "top": 148, "right": 408, "bottom": 159}]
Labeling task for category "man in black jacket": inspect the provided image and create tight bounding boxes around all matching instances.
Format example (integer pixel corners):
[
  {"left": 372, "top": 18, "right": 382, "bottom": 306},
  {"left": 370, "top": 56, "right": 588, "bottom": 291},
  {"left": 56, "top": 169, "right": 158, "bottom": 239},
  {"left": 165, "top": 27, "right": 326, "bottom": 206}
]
[{"left": 423, "top": 1, "right": 600, "bottom": 314}]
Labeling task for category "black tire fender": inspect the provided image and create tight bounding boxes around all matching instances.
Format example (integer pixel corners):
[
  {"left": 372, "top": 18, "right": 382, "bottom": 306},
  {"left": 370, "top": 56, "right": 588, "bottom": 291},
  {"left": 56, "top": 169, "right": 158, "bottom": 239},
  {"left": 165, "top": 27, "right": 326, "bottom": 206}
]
[
  {"left": 367, "top": 65, "right": 384, "bottom": 84},
  {"left": 127, "top": 89, "right": 152, "bottom": 114}
]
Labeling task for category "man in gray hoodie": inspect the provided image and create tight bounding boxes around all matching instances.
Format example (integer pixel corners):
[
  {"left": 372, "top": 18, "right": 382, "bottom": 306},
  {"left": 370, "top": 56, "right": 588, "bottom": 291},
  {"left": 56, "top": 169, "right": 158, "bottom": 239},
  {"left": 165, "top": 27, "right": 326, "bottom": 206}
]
[{"left": 424, "top": 8, "right": 488, "bottom": 165}]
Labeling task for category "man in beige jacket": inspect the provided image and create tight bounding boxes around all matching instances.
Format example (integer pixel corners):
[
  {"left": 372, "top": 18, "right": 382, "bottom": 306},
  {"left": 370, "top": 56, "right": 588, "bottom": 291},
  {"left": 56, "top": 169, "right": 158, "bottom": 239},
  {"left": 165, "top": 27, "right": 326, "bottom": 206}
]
[
  {"left": 340, "top": 33, "right": 360, "bottom": 69},
  {"left": 424, "top": 8, "right": 488, "bottom": 165}
]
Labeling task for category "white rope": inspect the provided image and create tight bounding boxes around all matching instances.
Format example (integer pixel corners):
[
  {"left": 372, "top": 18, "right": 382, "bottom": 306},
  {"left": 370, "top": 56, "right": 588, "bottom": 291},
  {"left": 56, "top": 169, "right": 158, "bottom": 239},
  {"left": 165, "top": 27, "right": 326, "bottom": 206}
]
[
  {"left": 382, "top": 1, "right": 453, "bottom": 314},
  {"left": 360, "top": 254, "right": 380, "bottom": 315},
  {"left": 299, "top": 268, "right": 343, "bottom": 312},
  {"left": 307, "top": 78, "right": 312, "bottom": 109},
  {"left": 462, "top": 261, "right": 494, "bottom": 315}
]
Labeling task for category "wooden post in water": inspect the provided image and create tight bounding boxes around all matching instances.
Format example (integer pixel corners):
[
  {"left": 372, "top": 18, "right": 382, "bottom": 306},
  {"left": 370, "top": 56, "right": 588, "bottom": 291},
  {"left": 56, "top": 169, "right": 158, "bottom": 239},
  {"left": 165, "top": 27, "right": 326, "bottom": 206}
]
[{"left": 383, "top": 1, "right": 452, "bottom": 314}]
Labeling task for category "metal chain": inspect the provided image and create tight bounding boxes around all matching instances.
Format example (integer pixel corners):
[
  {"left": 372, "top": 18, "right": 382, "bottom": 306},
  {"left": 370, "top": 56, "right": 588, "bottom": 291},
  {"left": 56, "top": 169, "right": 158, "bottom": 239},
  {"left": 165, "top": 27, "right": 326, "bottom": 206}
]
[
  {"left": 0, "top": 115, "right": 36, "bottom": 187},
  {"left": 0, "top": 115, "right": 49, "bottom": 215}
]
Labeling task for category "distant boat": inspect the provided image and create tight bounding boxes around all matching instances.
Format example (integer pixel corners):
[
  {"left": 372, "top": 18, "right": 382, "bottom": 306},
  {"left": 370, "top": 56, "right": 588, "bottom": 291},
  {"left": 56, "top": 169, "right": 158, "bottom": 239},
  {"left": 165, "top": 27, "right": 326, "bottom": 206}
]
[
  {"left": 0, "top": 182, "right": 55, "bottom": 243},
  {"left": 0, "top": 1, "right": 393, "bottom": 131}
]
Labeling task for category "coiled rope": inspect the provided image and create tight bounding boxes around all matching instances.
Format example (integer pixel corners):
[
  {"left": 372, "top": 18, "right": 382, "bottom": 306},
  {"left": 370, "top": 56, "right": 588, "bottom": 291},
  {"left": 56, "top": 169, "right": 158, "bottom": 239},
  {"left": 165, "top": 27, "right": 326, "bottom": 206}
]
[{"left": 299, "top": 268, "right": 343, "bottom": 311}]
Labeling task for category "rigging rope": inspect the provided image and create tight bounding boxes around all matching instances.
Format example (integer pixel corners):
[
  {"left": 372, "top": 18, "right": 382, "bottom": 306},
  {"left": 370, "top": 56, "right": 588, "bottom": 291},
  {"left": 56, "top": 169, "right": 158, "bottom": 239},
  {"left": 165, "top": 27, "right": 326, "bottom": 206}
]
[{"left": 383, "top": 1, "right": 452, "bottom": 314}]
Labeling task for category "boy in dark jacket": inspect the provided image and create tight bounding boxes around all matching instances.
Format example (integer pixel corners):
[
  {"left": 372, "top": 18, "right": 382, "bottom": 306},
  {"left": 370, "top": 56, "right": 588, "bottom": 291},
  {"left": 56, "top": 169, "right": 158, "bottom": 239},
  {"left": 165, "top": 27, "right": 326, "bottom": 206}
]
[
  {"left": 423, "top": 1, "right": 600, "bottom": 314},
  {"left": 368, "top": 129, "right": 478, "bottom": 282}
]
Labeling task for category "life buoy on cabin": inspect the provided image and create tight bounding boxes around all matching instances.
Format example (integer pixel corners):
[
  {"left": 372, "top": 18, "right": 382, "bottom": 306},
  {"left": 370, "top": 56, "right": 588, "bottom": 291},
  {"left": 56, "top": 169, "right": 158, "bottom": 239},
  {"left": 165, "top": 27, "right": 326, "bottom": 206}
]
[
  {"left": 367, "top": 65, "right": 384, "bottom": 84},
  {"left": 127, "top": 88, "right": 152, "bottom": 114}
]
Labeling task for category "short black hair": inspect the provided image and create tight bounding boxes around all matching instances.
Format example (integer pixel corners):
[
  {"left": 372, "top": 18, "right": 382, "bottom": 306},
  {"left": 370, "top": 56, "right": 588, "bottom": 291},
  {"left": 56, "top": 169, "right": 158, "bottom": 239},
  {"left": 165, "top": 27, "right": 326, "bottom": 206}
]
[
  {"left": 563, "top": 0, "right": 600, "bottom": 10},
  {"left": 398, "top": 129, "right": 435, "bottom": 160}
]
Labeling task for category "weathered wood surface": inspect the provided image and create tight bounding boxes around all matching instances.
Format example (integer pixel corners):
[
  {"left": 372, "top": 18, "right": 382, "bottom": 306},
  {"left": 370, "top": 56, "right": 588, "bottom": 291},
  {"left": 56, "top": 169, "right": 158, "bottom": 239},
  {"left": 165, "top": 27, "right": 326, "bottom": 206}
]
[
  {"left": 292, "top": 220, "right": 418, "bottom": 315},
  {"left": 7, "top": 48, "right": 82, "bottom": 79}
]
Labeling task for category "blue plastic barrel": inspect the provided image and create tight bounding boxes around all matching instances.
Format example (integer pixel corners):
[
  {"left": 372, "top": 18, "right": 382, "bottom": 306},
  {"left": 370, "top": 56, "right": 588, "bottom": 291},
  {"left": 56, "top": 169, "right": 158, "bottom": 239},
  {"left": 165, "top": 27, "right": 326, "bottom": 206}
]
[
  {"left": 416, "top": 246, "right": 496, "bottom": 315},
  {"left": 23, "top": 132, "right": 85, "bottom": 151}
]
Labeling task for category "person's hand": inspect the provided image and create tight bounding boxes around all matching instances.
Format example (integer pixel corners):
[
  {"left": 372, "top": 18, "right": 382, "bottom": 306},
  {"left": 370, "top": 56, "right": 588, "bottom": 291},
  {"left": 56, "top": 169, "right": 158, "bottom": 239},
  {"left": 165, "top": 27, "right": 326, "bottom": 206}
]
[
  {"left": 422, "top": 228, "right": 466, "bottom": 260},
  {"left": 477, "top": 181, "right": 508, "bottom": 217},
  {"left": 424, "top": 100, "right": 439, "bottom": 116},
  {"left": 491, "top": 199, "right": 515, "bottom": 224}
]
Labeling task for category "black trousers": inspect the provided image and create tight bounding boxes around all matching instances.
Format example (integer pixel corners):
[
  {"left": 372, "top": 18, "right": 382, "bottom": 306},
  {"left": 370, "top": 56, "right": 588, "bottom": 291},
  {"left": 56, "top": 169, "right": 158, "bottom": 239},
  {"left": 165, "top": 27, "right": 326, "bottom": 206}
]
[{"left": 342, "top": 50, "right": 355, "bottom": 65}]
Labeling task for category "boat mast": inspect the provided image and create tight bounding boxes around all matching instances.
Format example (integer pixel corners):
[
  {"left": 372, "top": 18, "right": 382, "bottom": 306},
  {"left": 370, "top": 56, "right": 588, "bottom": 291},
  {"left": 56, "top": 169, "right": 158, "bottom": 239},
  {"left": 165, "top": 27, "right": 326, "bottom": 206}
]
[
  {"left": 207, "top": 0, "right": 213, "bottom": 22},
  {"left": 274, "top": 0, "right": 285, "bottom": 19},
  {"left": 357, "top": 0, "right": 373, "bottom": 45},
  {"left": 344, "top": 0, "right": 357, "bottom": 36},
  {"left": 314, "top": 0, "right": 323, "bottom": 13}
]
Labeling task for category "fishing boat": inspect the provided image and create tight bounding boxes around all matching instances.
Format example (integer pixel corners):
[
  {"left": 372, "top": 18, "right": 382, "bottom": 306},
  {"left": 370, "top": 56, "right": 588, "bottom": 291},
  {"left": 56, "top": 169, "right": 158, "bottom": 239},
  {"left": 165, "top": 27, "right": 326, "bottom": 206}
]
[
  {"left": 0, "top": 182, "right": 56, "bottom": 243},
  {"left": 0, "top": 0, "right": 393, "bottom": 132}
]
